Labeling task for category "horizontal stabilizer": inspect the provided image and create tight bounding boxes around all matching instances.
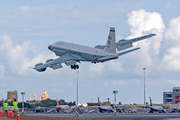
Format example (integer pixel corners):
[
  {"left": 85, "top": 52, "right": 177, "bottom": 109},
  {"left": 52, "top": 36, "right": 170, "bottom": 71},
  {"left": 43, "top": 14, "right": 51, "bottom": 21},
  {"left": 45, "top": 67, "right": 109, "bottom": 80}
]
[
  {"left": 117, "top": 47, "right": 140, "bottom": 56},
  {"left": 98, "top": 55, "right": 118, "bottom": 62}
]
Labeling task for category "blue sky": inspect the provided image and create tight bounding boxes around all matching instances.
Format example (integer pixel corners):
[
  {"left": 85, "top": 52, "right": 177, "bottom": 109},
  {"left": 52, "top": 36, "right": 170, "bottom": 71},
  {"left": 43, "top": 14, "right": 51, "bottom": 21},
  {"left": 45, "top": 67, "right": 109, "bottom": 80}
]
[{"left": 0, "top": 0, "right": 180, "bottom": 105}]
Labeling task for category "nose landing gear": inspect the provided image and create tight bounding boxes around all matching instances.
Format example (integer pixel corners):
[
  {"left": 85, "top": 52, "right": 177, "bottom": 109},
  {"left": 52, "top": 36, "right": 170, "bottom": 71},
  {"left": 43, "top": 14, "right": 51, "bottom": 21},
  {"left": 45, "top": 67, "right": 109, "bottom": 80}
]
[{"left": 71, "top": 64, "right": 79, "bottom": 70}]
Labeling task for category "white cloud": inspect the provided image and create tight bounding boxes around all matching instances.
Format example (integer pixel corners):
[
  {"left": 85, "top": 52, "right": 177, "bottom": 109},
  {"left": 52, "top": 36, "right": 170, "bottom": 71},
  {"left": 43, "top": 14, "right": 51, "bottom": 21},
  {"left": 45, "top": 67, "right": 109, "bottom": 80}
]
[
  {"left": 166, "top": 3, "right": 172, "bottom": 9},
  {"left": 89, "top": 63, "right": 104, "bottom": 76},
  {"left": 1, "top": 2, "right": 180, "bottom": 104},
  {"left": 0, "top": 64, "right": 5, "bottom": 76},
  {"left": 165, "top": 16, "right": 180, "bottom": 40},
  {"left": 161, "top": 15, "right": 180, "bottom": 71},
  {"left": 88, "top": 59, "right": 123, "bottom": 77},
  {"left": 0, "top": 4, "right": 126, "bottom": 28},
  {"left": 127, "top": 9, "right": 165, "bottom": 36},
  {"left": 125, "top": 9, "right": 165, "bottom": 75},
  {"left": 19, "top": 5, "right": 31, "bottom": 12},
  {"left": 162, "top": 47, "right": 180, "bottom": 72},
  {"left": 0, "top": 35, "right": 56, "bottom": 75},
  {"left": 107, "top": 60, "right": 123, "bottom": 73},
  {"left": 168, "top": 80, "right": 180, "bottom": 86}
]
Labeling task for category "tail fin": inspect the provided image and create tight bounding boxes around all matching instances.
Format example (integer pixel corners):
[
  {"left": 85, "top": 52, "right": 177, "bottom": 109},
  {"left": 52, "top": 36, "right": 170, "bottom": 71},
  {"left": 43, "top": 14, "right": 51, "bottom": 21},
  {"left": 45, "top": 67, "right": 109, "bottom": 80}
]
[
  {"left": 98, "top": 97, "right": 101, "bottom": 106},
  {"left": 56, "top": 98, "right": 60, "bottom": 106},
  {"left": 103, "top": 27, "right": 116, "bottom": 53},
  {"left": 150, "top": 97, "right": 152, "bottom": 106}
]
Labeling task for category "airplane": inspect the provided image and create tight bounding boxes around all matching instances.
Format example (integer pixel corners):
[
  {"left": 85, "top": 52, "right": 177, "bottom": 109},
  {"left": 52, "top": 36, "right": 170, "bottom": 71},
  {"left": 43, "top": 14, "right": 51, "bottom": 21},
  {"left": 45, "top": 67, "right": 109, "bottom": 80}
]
[
  {"left": 33, "top": 27, "right": 156, "bottom": 72},
  {"left": 149, "top": 97, "right": 166, "bottom": 113},
  {"left": 47, "top": 99, "right": 69, "bottom": 113},
  {"left": 95, "top": 33, "right": 156, "bottom": 51},
  {"left": 88, "top": 108, "right": 98, "bottom": 113},
  {"left": 98, "top": 97, "right": 114, "bottom": 113}
]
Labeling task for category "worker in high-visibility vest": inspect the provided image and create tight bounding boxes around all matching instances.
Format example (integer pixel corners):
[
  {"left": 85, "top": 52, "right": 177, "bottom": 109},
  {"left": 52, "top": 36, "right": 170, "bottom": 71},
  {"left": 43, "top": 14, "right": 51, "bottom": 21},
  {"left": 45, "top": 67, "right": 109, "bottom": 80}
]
[
  {"left": 13, "top": 99, "right": 18, "bottom": 118},
  {"left": 4, "top": 99, "right": 8, "bottom": 117}
]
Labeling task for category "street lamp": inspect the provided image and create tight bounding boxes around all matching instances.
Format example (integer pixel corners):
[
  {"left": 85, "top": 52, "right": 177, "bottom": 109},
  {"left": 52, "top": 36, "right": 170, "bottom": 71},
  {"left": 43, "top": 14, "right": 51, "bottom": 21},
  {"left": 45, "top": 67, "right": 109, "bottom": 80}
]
[
  {"left": 21, "top": 92, "right": 26, "bottom": 114},
  {"left": 76, "top": 71, "right": 79, "bottom": 106},
  {"left": 113, "top": 91, "right": 118, "bottom": 115},
  {"left": 143, "top": 68, "right": 146, "bottom": 106}
]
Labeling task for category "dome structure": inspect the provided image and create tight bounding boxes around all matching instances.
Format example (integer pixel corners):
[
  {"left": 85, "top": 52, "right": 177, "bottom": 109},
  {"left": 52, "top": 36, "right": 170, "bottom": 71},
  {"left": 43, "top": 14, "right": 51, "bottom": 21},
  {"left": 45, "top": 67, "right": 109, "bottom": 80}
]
[{"left": 41, "top": 89, "right": 49, "bottom": 101}]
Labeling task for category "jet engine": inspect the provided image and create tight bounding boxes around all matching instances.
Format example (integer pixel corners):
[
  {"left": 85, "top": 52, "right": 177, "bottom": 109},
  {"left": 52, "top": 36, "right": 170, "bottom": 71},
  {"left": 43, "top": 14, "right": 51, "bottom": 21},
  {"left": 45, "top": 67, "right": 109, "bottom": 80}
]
[
  {"left": 35, "top": 63, "right": 46, "bottom": 72},
  {"left": 116, "top": 40, "right": 133, "bottom": 51},
  {"left": 94, "top": 45, "right": 105, "bottom": 49},
  {"left": 46, "top": 59, "right": 54, "bottom": 63}
]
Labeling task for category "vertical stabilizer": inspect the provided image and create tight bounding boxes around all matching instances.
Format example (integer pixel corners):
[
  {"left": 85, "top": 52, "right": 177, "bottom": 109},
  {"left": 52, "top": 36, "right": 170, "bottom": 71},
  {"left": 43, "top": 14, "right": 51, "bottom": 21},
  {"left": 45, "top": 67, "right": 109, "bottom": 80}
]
[
  {"left": 56, "top": 98, "right": 60, "bottom": 106},
  {"left": 150, "top": 97, "right": 152, "bottom": 106},
  {"left": 104, "top": 27, "right": 116, "bottom": 53},
  {"left": 98, "top": 97, "right": 101, "bottom": 106}
]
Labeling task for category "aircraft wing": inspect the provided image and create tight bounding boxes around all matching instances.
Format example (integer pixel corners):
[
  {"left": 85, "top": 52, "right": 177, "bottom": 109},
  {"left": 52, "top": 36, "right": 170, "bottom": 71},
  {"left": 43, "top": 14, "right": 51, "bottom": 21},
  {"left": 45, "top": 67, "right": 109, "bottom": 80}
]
[
  {"left": 47, "top": 107, "right": 57, "bottom": 113},
  {"left": 34, "top": 54, "right": 72, "bottom": 71},
  {"left": 95, "top": 34, "right": 155, "bottom": 51},
  {"left": 117, "top": 47, "right": 140, "bottom": 56}
]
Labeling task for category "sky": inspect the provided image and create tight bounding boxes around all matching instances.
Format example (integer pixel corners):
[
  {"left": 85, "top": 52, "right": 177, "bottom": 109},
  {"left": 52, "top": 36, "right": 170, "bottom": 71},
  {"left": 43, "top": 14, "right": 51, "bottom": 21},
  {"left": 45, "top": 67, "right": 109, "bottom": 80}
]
[{"left": 0, "top": 0, "right": 180, "bottom": 105}]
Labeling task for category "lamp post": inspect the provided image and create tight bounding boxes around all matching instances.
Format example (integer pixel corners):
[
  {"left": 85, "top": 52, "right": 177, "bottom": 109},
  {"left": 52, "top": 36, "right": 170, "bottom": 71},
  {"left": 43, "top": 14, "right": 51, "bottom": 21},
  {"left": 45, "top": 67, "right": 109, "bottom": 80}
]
[
  {"left": 113, "top": 91, "right": 118, "bottom": 115},
  {"left": 76, "top": 71, "right": 79, "bottom": 106},
  {"left": 21, "top": 92, "right": 26, "bottom": 114},
  {"left": 143, "top": 68, "right": 146, "bottom": 106}
]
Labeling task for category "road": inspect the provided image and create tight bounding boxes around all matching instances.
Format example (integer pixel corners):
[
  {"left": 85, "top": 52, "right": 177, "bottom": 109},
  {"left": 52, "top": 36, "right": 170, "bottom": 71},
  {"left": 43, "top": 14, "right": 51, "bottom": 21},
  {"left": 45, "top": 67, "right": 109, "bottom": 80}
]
[{"left": 27, "top": 112, "right": 180, "bottom": 120}]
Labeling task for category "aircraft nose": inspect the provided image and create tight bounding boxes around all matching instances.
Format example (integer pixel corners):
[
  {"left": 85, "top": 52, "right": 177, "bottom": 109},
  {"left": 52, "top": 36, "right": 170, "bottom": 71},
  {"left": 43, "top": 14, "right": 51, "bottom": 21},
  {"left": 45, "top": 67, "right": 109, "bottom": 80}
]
[{"left": 48, "top": 45, "right": 52, "bottom": 50}]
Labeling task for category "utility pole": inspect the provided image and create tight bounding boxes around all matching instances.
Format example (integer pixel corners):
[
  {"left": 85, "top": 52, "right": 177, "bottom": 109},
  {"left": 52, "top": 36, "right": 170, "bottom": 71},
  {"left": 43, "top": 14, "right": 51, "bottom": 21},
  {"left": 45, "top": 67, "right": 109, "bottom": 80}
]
[
  {"left": 76, "top": 71, "right": 79, "bottom": 106},
  {"left": 143, "top": 68, "right": 146, "bottom": 106},
  {"left": 113, "top": 91, "right": 118, "bottom": 116},
  {"left": 21, "top": 92, "right": 26, "bottom": 114}
]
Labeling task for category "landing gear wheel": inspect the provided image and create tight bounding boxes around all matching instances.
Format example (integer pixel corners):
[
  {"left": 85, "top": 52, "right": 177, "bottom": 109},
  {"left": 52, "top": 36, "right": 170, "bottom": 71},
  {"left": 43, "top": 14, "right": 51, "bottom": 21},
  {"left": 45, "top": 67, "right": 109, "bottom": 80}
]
[
  {"left": 71, "top": 64, "right": 79, "bottom": 70},
  {"left": 76, "top": 65, "right": 79, "bottom": 69},
  {"left": 73, "top": 65, "right": 76, "bottom": 70}
]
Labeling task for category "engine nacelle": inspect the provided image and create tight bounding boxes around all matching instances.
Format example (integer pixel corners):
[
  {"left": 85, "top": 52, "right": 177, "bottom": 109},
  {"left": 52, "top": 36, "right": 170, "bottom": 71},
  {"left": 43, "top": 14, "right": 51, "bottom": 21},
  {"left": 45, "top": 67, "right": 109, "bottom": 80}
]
[
  {"left": 94, "top": 45, "right": 105, "bottom": 49},
  {"left": 116, "top": 42, "right": 133, "bottom": 51},
  {"left": 46, "top": 59, "right": 54, "bottom": 63},
  {"left": 35, "top": 63, "right": 46, "bottom": 72}
]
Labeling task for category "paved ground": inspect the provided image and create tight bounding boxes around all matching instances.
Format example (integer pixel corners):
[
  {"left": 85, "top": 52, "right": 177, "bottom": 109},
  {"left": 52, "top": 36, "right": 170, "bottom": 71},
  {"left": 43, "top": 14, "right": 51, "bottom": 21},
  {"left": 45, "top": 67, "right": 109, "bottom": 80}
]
[{"left": 27, "top": 112, "right": 180, "bottom": 120}]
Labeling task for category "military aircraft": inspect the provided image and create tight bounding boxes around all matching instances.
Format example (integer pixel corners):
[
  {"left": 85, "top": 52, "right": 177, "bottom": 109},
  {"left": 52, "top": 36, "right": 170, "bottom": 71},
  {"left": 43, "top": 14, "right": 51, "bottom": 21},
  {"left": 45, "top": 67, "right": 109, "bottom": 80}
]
[{"left": 33, "top": 27, "right": 156, "bottom": 72}]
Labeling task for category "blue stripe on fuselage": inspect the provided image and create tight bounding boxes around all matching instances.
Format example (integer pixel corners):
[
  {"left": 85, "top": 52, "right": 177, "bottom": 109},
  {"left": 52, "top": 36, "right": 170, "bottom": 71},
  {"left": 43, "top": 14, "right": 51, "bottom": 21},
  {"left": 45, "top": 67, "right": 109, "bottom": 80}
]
[{"left": 110, "top": 30, "right": 115, "bottom": 32}]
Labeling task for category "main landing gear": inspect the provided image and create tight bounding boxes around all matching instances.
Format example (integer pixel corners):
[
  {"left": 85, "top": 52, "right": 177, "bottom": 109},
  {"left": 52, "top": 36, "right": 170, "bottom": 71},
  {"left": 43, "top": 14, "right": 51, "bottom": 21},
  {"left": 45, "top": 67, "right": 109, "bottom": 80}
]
[{"left": 71, "top": 64, "right": 79, "bottom": 70}]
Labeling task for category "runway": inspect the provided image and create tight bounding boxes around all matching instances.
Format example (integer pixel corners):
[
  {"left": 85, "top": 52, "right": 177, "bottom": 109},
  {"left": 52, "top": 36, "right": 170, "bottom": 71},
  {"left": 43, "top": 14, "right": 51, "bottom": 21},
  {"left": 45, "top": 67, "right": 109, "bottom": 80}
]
[{"left": 27, "top": 112, "right": 180, "bottom": 120}]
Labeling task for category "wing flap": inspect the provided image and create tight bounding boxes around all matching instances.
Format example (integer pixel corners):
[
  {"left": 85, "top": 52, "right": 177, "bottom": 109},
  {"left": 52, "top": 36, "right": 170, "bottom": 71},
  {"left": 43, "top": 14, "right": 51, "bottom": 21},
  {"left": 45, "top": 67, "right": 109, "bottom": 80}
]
[{"left": 51, "top": 64, "right": 63, "bottom": 70}]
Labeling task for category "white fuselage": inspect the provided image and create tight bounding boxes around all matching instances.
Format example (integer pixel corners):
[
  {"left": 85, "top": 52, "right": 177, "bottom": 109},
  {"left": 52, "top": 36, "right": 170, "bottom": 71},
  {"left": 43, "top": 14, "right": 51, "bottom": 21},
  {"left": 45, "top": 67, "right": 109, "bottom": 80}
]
[{"left": 49, "top": 41, "right": 118, "bottom": 62}]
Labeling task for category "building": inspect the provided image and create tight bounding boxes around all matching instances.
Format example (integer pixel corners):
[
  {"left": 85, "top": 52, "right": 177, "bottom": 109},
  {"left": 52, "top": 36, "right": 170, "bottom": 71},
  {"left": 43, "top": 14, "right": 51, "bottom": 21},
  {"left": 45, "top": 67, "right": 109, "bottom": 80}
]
[
  {"left": 87, "top": 101, "right": 111, "bottom": 106},
  {"left": 7, "top": 90, "right": 18, "bottom": 101},
  {"left": 33, "top": 93, "right": 37, "bottom": 101},
  {"left": 163, "top": 87, "right": 180, "bottom": 104},
  {"left": 41, "top": 89, "right": 49, "bottom": 101},
  {"left": 172, "top": 87, "right": 180, "bottom": 104},
  {"left": 163, "top": 92, "right": 172, "bottom": 104}
]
